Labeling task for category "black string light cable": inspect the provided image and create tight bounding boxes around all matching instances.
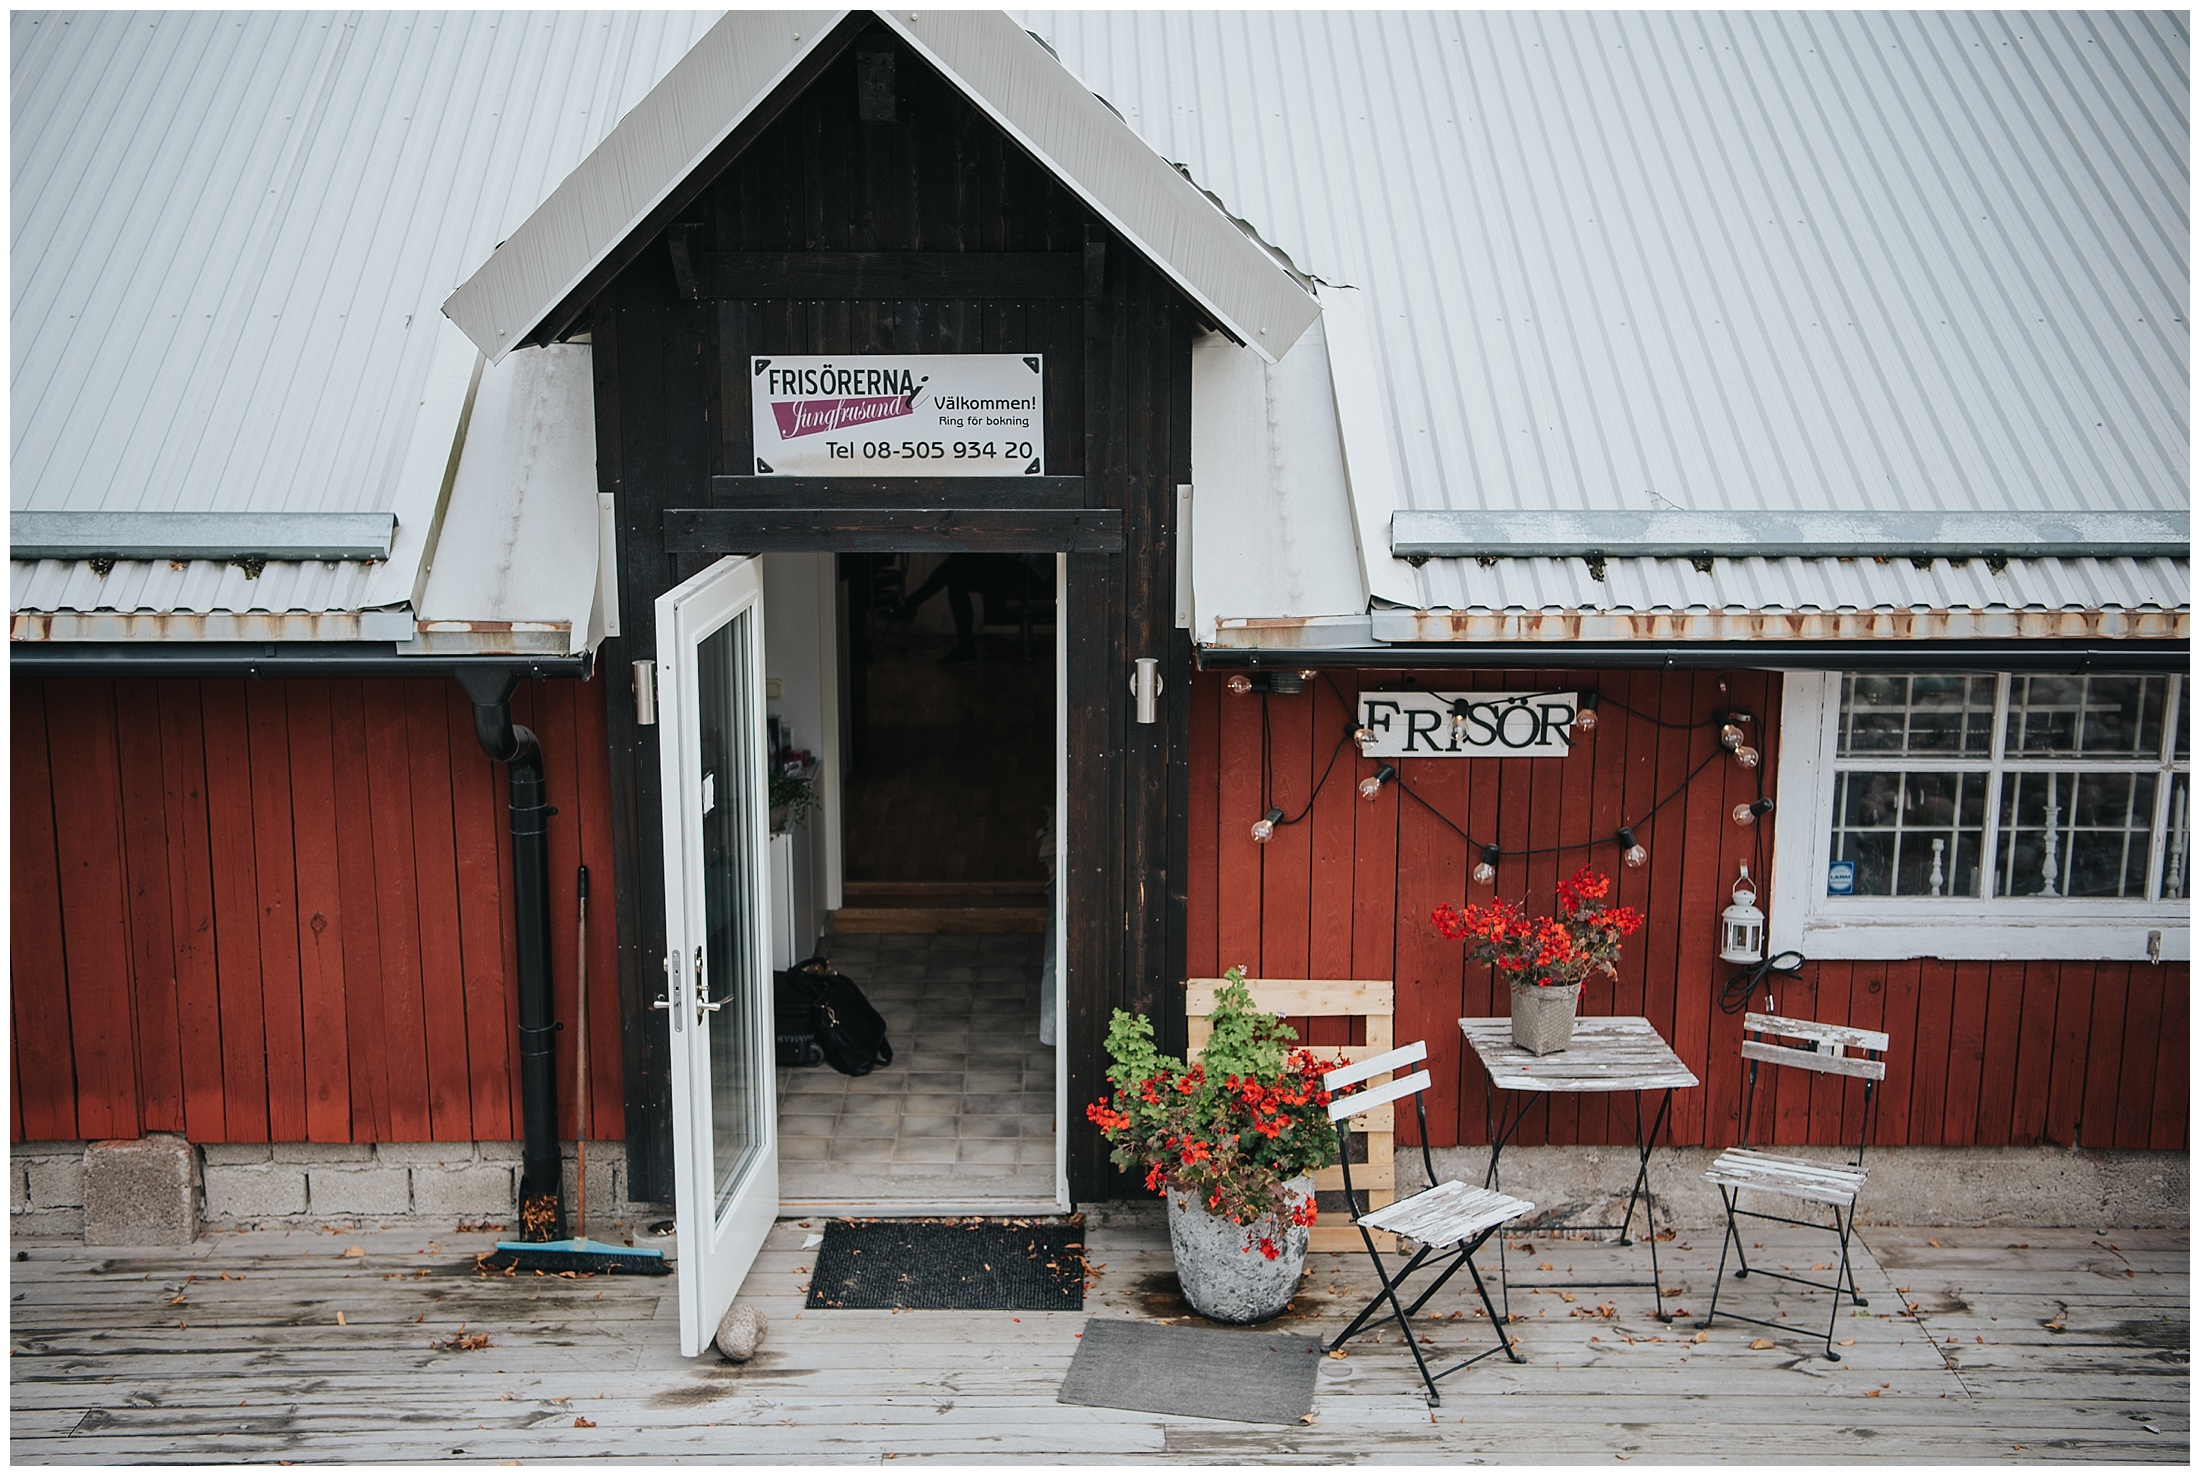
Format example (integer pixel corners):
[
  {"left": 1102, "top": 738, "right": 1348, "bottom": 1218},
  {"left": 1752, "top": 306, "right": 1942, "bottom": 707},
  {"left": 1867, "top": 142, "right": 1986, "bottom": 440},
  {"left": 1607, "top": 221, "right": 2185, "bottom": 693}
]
[
  {"left": 1254, "top": 669, "right": 1813, "bottom": 997},
  {"left": 1251, "top": 672, "right": 1766, "bottom": 877}
]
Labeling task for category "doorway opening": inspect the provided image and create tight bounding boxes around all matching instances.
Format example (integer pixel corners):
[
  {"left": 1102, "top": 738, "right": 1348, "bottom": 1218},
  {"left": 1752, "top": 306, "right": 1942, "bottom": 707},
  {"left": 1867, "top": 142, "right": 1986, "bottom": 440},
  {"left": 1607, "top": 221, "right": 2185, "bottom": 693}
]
[{"left": 763, "top": 551, "right": 1065, "bottom": 1213}]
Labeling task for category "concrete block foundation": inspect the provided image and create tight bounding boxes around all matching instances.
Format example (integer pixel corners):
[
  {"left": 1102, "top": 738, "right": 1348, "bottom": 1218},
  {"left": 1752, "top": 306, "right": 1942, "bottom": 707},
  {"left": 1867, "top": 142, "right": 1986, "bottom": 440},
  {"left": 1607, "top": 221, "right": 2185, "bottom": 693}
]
[
  {"left": 12, "top": 1139, "right": 657, "bottom": 1241},
  {"left": 82, "top": 1134, "right": 198, "bottom": 1246}
]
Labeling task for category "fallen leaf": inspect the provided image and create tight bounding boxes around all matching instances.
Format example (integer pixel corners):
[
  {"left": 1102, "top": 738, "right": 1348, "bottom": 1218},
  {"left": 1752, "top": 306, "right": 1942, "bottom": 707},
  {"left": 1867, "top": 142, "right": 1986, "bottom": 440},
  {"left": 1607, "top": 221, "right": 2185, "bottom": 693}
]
[
  {"left": 1538, "top": 1263, "right": 1555, "bottom": 1272},
  {"left": 1749, "top": 1338, "right": 1776, "bottom": 1350},
  {"left": 1692, "top": 1331, "right": 1709, "bottom": 1344},
  {"left": 1865, "top": 1389, "right": 1882, "bottom": 1399},
  {"left": 1838, "top": 1338, "right": 1856, "bottom": 1347},
  {"left": 1326, "top": 1350, "right": 1348, "bottom": 1361},
  {"left": 341, "top": 1246, "right": 365, "bottom": 1259},
  {"left": 1926, "top": 1238, "right": 1942, "bottom": 1248},
  {"left": 167, "top": 1294, "right": 187, "bottom": 1306},
  {"left": 573, "top": 1417, "right": 595, "bottom": 1429},
  {"left": 335, "top": 1311, "right": 347, "bottom": 1326}
]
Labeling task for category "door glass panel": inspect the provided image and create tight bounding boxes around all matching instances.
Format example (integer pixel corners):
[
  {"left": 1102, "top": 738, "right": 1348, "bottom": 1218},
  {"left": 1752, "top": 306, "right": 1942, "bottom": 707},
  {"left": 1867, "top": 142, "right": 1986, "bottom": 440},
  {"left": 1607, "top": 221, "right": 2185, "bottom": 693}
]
[{"left": 697, "top": 608, "right": 766, "bottom": 1214}]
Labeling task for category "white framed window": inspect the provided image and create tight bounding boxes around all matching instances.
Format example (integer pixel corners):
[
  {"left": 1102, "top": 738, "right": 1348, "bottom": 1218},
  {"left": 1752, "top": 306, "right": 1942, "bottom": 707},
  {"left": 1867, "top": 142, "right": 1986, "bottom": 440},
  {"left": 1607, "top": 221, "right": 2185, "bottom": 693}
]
[{"left": 1769, "top": 671, "right": 2189, "bottom": 962}]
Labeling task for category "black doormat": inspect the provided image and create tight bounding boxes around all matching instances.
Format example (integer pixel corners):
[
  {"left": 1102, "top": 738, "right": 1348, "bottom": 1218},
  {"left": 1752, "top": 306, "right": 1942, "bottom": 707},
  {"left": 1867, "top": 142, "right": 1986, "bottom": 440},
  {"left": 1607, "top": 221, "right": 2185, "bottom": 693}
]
[
  {"left": 804, "top": 1215, "right": 1085, "bottom": 1311},
  {"left": 1058, "top": 1318, "right": 1322, "bottom": 1425}
]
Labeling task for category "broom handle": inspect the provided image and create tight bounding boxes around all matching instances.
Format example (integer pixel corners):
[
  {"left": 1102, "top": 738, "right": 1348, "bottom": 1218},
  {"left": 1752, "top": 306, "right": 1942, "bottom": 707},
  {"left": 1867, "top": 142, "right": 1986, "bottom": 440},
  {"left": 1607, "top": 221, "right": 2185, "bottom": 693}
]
[{"left": 575, "top": 865, "right": 590, "bottom": 1241}]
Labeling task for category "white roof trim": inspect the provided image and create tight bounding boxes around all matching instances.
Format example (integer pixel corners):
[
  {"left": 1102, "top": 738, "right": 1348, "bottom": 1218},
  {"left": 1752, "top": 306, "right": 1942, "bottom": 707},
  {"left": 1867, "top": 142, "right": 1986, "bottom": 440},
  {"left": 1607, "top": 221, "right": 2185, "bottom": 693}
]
[
  {"left": 1317, "top": 285, "right": 1421, "bottom": 608},
  {"left": 444, "top": 8, "right": 1318, "bottom": 365},
  {"left": 444, "top": 10, "right": 846, "bottom": 363},
  {"left": 875, "top": 11, "right": 1317, "bottom": 362}
]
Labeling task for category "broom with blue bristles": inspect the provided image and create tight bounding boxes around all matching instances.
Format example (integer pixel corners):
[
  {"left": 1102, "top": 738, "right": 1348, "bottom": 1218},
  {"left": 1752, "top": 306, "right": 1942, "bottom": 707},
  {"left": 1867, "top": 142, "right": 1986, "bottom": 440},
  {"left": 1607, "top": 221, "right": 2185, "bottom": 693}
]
[{"left": 485, "top": 867, "right": 668, "bottom": 1276}]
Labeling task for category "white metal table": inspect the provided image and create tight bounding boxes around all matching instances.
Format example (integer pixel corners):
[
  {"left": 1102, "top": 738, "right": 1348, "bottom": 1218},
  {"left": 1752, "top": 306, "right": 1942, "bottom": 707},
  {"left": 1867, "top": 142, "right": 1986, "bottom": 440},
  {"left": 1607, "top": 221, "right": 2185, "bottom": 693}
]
[{"left": 1458, "top": 1015, "right": 1699, "bottom": 1321}]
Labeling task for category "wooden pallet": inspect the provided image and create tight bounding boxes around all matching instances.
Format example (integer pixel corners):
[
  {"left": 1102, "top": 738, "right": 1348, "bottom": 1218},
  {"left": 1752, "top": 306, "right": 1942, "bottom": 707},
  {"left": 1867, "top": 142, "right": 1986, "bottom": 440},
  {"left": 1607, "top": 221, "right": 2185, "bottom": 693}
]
[{"left": 1185, "top": 977, "right": 1397, "bottom": 1253}]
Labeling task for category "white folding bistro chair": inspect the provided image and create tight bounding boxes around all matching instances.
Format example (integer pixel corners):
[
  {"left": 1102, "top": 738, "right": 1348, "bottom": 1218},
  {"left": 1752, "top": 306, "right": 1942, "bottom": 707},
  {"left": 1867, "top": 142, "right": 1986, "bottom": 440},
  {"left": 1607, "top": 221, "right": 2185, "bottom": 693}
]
[
  {"left": 1323, "top": 1042, "right": 1535, "bottom": 1405},
  {"left": 1698, "top": 1013, "right": 1890, "bottom": 1361}
]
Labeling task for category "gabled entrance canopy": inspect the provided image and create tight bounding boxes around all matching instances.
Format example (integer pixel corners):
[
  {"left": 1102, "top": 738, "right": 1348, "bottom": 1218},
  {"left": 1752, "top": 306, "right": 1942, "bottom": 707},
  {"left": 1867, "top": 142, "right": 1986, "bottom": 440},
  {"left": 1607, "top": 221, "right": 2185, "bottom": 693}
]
[{"left": 443, "top": 8, "right": 1319, "bottom": 366}]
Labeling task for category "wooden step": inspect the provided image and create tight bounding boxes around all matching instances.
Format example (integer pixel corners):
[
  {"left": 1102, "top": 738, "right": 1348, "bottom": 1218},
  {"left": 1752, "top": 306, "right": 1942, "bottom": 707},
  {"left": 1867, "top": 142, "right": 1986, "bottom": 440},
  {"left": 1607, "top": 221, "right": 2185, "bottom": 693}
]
[
  {"left": 828, "top": 906, "right": 1047, "bottom": 935},
  {"left": 842, "top": 880, "right": 1048, "bottom": 905}
]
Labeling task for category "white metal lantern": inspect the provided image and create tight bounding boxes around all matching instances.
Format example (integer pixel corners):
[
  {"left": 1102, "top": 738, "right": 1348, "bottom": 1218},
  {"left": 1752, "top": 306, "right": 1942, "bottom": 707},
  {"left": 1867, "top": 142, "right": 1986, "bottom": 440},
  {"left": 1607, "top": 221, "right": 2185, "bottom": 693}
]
[{"left": 1719, "top": 865, "right": 1766, "bottom": 965}]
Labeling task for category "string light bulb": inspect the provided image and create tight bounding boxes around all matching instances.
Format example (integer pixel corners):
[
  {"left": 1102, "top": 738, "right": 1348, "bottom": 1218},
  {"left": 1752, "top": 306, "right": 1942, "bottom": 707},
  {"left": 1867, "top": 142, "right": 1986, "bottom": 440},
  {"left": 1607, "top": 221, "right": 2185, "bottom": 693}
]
[
  {"left": 1450, "top": 700, "right": 1471, "bottom": 745},
  {"left": 1719, "top": 721, "right": 1746, "bottom": 752},
  {"left": 1351, "top": 723, "right": 1378, "bottom": 754},
  {"left": 1617, "top": 826, "right": 1648, "bottom": 868},
  {"left": 1472, "top": 844, "right": 1500, "bottom": 885},
  {"left": 1358, "top": 763, "right": 1396, "bottom": 802},
  {"left": 1734, "top": 744, "right": 1762, "bottom": 769},
  {"left": 1226, "top": 673, "right": 1254, "bottom": 696},
  {"left": 1733, "top": 797, "right": 1775, "bottom": 826},
  {"left": 1572, "top": 691, "right": 1600, "bottom": 733},
  {"left": 1250, "top": 807, "right": 1284, "bottom": 843}
]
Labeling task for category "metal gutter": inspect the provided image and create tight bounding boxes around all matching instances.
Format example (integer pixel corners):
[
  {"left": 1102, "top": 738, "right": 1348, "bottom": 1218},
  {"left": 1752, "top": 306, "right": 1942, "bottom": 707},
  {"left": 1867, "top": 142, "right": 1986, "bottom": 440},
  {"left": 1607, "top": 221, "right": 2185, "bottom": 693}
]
[
  {"left": 9, "top": 641, "right": 592, "bottom": 680},
  {"left": 1194, "top": 639, "right": 2189, "bottom": 675},
  {"left": 1390, "top": 510, "right": 2191, "bottom": 562},
  {"left": 11, "top": 511, "right": 397, "bottom": 562}
]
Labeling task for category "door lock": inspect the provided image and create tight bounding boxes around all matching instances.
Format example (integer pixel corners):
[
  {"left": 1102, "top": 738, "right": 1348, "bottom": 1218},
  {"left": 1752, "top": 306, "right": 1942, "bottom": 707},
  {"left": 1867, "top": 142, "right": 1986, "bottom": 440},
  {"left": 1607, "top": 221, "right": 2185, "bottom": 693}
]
[
  {"left": 693, "top": 945, "right": 724, "bottom": 1023},
  {"left": 654, "top": 951, "right": 683, "bottom": 1032}
]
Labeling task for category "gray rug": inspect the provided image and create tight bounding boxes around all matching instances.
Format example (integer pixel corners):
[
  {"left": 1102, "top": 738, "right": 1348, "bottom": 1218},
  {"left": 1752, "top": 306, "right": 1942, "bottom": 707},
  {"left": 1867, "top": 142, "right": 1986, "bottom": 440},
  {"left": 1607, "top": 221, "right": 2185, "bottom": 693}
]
[{"left": 1057, "top": 1318, "right": 1321, "bottom": 1425}]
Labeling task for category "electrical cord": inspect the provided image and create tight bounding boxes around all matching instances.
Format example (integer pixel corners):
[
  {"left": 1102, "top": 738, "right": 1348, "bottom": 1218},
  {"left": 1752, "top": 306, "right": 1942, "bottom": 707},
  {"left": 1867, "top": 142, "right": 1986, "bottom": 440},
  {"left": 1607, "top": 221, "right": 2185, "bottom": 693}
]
[{"left": 1721, "top": 948, "right": 1806, "bottom": 1016}]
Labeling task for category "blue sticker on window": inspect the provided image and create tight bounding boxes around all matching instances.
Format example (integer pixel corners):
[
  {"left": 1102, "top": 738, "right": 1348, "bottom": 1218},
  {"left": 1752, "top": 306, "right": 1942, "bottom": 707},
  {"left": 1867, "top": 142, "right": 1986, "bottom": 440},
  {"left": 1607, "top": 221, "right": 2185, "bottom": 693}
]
[{"left": 1827, "top": 859, "right": 1856, "bottom": 896}]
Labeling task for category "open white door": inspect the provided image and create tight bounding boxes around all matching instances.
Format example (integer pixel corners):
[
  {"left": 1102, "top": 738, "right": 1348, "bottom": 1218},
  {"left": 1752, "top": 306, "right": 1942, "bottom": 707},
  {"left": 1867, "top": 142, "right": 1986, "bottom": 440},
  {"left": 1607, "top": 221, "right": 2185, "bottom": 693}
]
[{"left": 656, "top": 555, "right": 777, "bottom": 1356}]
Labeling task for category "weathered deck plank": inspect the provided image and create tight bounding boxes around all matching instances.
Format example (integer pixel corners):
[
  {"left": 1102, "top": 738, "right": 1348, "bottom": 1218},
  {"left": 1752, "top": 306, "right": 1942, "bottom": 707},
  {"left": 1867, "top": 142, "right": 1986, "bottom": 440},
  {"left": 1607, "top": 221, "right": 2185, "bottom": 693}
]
[{"left": 10, "top": 1220, "right": 2185, "bottom": 1462}]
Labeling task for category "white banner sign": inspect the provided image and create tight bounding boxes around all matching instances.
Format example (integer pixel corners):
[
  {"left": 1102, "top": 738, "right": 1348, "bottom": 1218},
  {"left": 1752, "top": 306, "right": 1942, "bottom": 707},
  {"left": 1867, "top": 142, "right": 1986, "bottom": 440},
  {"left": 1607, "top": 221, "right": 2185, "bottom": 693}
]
[
  {"left": 751, "top": 354, "right": 1044, "bottom": 476},
  {"left": 1358, "top": 690, "right": 1582, "bottom": 757}
]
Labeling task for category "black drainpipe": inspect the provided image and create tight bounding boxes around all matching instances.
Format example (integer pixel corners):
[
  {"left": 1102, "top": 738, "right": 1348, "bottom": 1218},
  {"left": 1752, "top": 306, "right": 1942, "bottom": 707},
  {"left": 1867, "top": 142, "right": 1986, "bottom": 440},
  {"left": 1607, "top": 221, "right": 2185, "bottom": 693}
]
[{"left": 456, "top": 668, "right": 566, "bottom": 1243}]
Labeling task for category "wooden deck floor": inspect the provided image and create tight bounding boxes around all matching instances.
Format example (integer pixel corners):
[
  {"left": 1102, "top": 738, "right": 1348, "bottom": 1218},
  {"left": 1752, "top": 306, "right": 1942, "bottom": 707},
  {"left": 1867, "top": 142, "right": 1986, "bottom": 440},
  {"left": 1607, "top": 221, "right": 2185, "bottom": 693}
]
[{"left": 11, "top": 1213, "right": 2186, "bottom": 1463}]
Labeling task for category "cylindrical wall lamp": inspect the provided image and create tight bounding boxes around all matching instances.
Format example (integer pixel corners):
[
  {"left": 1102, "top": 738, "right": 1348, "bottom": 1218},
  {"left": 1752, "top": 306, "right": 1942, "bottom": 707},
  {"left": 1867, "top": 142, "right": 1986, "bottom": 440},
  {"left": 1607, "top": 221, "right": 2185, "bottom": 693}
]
[{"left": 1130, "top": 657, "right": 1163, "bottom": 724}]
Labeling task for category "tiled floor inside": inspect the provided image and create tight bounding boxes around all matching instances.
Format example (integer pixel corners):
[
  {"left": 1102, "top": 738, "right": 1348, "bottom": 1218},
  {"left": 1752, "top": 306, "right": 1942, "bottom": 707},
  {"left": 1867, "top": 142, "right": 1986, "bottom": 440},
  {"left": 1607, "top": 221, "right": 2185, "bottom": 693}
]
[{"left": 775, "top": 931, "right": 1059, "bottom": 1207}]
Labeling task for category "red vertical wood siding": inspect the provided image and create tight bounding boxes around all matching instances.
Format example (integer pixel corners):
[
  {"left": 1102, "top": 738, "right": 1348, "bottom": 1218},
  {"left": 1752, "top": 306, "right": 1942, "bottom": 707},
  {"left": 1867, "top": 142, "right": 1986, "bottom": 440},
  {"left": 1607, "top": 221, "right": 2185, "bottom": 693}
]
[
  {"left": 1182, "top": 668, "right": 2188, "bottom": 1152},
  {"left": 11, "top": 673, "right": 625, "bottom": 1144}
]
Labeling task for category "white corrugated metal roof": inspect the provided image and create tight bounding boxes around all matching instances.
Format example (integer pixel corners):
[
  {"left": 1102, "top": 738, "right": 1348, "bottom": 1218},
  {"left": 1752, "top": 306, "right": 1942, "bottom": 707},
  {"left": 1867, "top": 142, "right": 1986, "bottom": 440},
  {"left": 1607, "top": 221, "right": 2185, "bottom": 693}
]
[
  {"left": 16, "top": 10, "right": 2188, "bottom": 647},
  {"left": 11, "top": 10, "right": 718, "bottom": 634},
  {"left": 1024, "top": 10, "right": 2189, "bottom": 634},
  {"left": 442, "top": 9, "right": 1319, "bottom": 366}
]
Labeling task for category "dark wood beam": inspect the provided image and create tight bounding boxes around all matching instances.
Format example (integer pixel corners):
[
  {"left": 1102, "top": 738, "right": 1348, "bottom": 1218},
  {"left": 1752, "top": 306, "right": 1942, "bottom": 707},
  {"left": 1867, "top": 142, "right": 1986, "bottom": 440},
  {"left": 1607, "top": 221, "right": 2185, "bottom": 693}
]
[
  {"left": 708, "top": 475, "right": 1085, "bottom": 509},
  {"left": 664, "top": 507, "right": 1123, "bottom": 553},
  {"left": 691, "top": 251, "right": 1088, "bottom": 300}
]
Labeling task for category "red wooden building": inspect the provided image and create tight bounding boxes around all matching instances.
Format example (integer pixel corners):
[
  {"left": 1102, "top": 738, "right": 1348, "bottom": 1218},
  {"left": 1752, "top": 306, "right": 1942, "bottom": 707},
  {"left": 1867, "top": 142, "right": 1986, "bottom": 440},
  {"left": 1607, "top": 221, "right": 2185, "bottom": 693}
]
[{"left": 12, "top": 10, "right": 2186, "bottom": 1349}]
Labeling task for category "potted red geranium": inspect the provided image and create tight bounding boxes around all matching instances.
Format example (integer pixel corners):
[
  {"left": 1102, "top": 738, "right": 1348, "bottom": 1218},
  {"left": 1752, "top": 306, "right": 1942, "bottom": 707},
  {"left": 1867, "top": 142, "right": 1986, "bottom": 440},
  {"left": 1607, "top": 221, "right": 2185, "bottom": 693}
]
[
  {"left": 1434, "top": 868, "right": 1644, "bottom": 1054},
  {"left": 1085, "top": 969, "right": 1340, "bottom": 1323}
]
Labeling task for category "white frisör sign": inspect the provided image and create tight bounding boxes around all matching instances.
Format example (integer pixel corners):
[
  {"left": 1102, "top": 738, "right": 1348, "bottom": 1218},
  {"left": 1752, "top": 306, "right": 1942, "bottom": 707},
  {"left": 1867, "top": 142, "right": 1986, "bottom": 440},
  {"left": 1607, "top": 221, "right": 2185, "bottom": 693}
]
[
  {"left": 750, "top": 355, "right": 1044, "bottom": 476},
  {"left": 1358, "top": 691, "right": 1583, "bottom": 757}
]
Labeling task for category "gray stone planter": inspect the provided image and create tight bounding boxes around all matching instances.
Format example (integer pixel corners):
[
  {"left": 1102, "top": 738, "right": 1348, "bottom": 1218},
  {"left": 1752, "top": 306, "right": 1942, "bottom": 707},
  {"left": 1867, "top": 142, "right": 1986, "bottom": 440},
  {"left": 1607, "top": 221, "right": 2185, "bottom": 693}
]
[
  {"left": 1509, "top": 982, "right": 1583, "bottom": 1054},
  {"left": 1165, "top": 1176, "right": 1312, "bottom": 1325}
]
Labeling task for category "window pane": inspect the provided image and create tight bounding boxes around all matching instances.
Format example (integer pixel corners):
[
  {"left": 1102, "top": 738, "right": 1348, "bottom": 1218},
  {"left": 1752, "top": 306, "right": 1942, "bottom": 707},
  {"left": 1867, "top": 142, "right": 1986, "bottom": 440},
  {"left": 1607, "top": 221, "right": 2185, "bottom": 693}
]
[
  {"left": 1837, "top": 674, "right": 1996, "bottom": 757},
  {"left": 1829, "top": 770, "right": 1988, "bottom": 897},
  {"left": 1994, "top": 770, "right": 2157, "bottom": 899},
  {"left": 2005, "top": 675, "right": 2166, "bottom": 759},
  {"left": 2176, "top": 682, "right": 2191, "bottom": 763}
]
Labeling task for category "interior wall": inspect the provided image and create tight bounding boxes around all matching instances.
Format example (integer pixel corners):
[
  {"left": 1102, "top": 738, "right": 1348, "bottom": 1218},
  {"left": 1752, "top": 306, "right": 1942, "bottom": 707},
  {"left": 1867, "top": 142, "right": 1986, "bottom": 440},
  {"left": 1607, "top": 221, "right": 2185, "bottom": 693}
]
[
  {"left": 1182, "top": 666, "right": 2189, "bottom": 1155},
  {"left": 761, "top": 552, "right": 840, "bottom": 958}
]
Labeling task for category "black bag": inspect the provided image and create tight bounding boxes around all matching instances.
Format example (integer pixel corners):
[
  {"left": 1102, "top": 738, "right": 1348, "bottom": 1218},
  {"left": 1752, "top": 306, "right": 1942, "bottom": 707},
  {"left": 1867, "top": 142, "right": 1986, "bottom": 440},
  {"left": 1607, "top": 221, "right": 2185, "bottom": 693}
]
[
  {"left": 773, "top": 970, "right": 826, "bottom": 1068},
  {"left": 780, "top": 956, "right": 893, "bottom": 1077}
]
